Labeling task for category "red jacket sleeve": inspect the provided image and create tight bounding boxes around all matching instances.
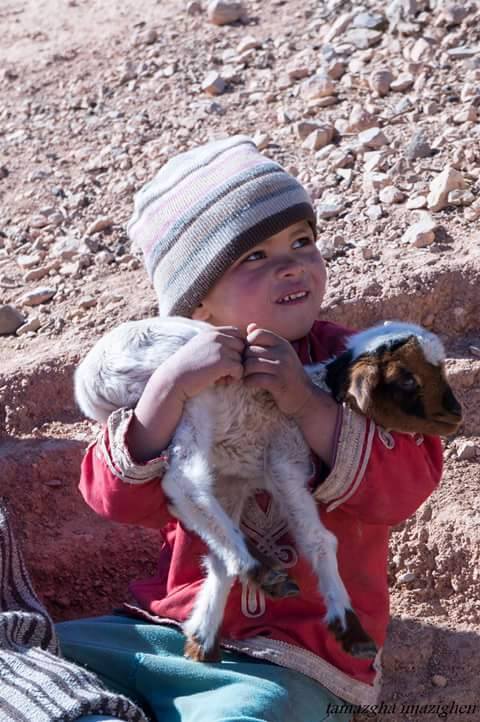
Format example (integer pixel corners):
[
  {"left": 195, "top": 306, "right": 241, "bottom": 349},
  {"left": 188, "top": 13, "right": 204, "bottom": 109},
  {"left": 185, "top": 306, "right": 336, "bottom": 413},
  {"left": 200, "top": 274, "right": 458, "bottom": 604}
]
[
  {"left": 308, "top": 321, "right": 444, "bottom": 526},
  {"left": 314, "top": 408, "right": 443, "bottom": 526},
  {"left": 79, "top": 408, "right": 174, "bottom": 530}
]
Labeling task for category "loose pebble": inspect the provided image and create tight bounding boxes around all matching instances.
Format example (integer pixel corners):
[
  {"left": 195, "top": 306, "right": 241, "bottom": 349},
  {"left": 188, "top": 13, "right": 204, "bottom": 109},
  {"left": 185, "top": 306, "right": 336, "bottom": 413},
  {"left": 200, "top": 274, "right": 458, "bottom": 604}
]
[
  {"left": 207, "top": 0, "right": 245, "bottom": 25},
  {"left": 202, "top": 71, "right": 226, "bottom": 95},
  {"left": 402, "top": 215, "right": 438, "bottom": 247},
  {"left": 85, "top": 217, "right": 114, "bottom": 236},
  {"left": 398, "top": 572, "right": 416, "bottom": 584},
  {"left": 455, "top": 441, "right": 478, "bottom": 461},
  {"left": 20, "top": 287, "right": 57, "bottom": 306},
  {"left": 427, "top": 166, "right": 467, "bottom": 212}
]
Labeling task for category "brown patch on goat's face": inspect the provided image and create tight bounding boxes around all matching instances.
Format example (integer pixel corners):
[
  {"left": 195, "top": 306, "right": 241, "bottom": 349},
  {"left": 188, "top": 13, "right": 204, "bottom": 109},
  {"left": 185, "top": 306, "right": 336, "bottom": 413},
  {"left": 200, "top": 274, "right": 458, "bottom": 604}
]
[{"left": 345, "top": 337, "right": 462, "bottom": 435}]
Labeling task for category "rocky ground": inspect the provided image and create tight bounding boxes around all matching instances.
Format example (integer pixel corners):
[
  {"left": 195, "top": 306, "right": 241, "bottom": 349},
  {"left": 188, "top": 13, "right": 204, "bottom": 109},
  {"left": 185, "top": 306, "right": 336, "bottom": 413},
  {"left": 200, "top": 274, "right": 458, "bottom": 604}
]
[{"left": 1, "top": 1, "right": 479, "bottom": 720}]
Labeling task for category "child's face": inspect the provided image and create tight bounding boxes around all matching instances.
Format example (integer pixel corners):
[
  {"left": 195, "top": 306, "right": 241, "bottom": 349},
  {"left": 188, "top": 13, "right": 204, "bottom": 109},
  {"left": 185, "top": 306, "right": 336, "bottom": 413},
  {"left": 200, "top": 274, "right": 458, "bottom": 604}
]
[{"left": 192, "top": 220, "right": 327, "bottom": 341}]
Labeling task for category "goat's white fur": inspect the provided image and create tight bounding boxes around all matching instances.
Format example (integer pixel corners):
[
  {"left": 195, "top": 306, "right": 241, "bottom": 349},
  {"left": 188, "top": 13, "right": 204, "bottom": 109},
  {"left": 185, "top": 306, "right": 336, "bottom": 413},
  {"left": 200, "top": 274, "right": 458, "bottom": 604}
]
[
  {"left": 348, "top": 321, "right": 445, "bottom": 367},
  {"left": 75, "top": 317, "right": 359, "bottom": 655}
]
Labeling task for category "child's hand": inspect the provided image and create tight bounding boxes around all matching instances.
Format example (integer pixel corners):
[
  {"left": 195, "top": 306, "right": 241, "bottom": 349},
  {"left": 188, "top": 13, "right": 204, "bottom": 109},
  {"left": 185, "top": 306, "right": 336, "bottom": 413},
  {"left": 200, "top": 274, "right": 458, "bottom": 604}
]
[
  {"left": 168, "top": 326, "right": 246, "bottom": 401},
  {"left": 242, "top": 322, "right": 315, "bottom": 417},
  {"left": 128, "top": 327, "right": 245, "bottom": 462}
]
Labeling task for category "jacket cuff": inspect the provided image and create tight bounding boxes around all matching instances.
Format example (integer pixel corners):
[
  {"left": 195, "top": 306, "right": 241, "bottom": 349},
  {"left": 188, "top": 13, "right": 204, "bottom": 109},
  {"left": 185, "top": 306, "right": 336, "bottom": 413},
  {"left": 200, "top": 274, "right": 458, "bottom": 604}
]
[
  {"left": 99, "top": 408, "right": 170, "bottom": 484},
  {"left": 313, "top": 405, "right": 375, "bottom": 511}
]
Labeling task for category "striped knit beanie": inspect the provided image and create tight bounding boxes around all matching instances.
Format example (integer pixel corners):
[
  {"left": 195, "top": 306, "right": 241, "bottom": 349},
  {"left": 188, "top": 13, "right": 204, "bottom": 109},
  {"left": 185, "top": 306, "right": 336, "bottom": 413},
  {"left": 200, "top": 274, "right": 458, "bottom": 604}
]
[{"left": 127, "top": 135, "right": 316, "bottom": 318}]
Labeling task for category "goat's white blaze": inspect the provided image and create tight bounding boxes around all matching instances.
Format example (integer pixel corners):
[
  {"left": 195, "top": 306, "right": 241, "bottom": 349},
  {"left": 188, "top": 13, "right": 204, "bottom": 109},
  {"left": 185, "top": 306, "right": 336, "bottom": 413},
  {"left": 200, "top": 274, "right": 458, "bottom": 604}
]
[{"left": 347, "top": 321, "right": 445, "bottom": 366}]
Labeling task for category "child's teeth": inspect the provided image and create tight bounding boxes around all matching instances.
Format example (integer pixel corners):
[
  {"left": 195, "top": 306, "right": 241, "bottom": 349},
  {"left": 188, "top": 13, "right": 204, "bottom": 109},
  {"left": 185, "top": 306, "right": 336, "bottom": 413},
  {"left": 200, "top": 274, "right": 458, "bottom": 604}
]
[{"left": 281, "top": 292, "right": 306, "bottom": 302}]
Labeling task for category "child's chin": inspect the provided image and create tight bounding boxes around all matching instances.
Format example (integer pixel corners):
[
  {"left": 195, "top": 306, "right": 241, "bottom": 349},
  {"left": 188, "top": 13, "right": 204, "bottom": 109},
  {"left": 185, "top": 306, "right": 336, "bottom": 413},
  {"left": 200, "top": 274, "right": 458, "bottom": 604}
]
[{"left": 273, "top": 313, "right": 316, "bottom": 339}]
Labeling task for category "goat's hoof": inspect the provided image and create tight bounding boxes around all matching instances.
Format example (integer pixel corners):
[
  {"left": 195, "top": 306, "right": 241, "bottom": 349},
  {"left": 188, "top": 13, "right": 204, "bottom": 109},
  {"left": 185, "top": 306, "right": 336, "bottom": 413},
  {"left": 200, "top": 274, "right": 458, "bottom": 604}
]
[
  {"left": 247, "top": 564, "right": 300, "bottom": 598},
  {"left": 184, "top": 635, "right": 221, "bottom": 663},
  {"left": 328, "top": 609, "right": 377, "bottom": 660},
  {"left": 263, "top": 575, "right": 300, "bottom": 599}
]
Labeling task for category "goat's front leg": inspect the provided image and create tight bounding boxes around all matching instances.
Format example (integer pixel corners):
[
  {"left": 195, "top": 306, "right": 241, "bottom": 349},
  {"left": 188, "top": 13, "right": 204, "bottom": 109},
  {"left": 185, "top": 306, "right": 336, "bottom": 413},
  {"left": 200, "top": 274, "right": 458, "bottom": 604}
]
[{"left": 268, "top": 458, "right": 377, "bottom": 660}]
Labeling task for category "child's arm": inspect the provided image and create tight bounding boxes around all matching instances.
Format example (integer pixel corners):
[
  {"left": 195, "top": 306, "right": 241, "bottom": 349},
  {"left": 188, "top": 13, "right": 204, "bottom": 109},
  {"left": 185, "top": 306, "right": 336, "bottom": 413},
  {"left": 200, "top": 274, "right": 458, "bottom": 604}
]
[
  {"left": 310, "top": 405, "right": 443, "bottom": 525},
  {"left": 79, "top": 408, "right": 173, "bottom": 529}
]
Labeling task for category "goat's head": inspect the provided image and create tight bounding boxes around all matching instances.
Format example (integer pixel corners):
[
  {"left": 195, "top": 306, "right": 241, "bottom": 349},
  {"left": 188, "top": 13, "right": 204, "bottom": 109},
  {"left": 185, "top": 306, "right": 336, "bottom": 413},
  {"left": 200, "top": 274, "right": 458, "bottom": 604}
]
[{"left": 326, "top": 322, "right": 462, "bottom": 436}]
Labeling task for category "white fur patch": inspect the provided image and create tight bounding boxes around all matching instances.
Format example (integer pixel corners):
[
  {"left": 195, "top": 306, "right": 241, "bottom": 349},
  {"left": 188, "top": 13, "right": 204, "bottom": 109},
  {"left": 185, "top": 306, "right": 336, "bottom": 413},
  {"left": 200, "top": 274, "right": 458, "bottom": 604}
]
[{"left": 347, "top": 321, "right": 445, "bottom": 366}]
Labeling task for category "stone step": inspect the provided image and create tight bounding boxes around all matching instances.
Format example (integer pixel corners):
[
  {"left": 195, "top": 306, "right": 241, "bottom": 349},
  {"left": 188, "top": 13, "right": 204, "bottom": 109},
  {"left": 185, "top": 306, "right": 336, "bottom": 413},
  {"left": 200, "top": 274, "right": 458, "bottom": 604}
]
[
  {"left": 324, "top": 260, "right": 480, "bottom": 337},
  {"left": 1, "top": 432, "right": 159, "bottom": 621}
]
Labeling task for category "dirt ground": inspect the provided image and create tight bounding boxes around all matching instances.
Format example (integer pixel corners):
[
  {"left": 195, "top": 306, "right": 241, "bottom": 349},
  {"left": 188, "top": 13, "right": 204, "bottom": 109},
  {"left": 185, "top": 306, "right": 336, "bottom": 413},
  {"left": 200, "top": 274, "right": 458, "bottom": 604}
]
[{"left": 1, "top": 1, "right": 479, "bottom": 720}]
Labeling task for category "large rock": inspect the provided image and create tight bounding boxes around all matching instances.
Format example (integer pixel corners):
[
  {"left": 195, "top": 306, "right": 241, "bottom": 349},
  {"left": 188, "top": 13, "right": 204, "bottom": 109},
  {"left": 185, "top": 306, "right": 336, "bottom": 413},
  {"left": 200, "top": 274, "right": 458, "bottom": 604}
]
[
  {"left": 406, "top": 130, "right": 433, "bottom": 160},
  {"left": 201, "top": 71, "right": 226, "bottom": 95},
  {"left": 369, "top": 68, "right": 393, "bottom": 96},
  {"left": 302, "top": 125, "right": 335, "bottom": 150},
  {"left": 0, "top": 305, "right": 25, "bottom": 335},
  {"left": 344, "top": 28, "right": 383, "bottom": 49},
  {"left": 358, "top": 127, "right": 389, "bottom": 150}
]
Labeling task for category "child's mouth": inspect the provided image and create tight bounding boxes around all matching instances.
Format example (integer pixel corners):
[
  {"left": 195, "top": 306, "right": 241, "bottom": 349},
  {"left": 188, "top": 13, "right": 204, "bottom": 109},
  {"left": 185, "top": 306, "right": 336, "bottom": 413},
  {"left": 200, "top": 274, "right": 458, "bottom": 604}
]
[{"left": 276, "top": 291, "right": 309, "bottom": 305}]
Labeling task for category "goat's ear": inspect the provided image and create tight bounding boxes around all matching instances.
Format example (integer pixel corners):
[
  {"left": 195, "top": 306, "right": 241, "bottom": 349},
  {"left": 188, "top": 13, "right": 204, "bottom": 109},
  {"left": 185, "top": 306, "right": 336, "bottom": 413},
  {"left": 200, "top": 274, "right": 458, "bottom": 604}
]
[
  {"left": 325, "top": 350, "right": 355, "bottom": 401},
  {"left": 346, "top": 361, "right": 380, "bottom": 414}
]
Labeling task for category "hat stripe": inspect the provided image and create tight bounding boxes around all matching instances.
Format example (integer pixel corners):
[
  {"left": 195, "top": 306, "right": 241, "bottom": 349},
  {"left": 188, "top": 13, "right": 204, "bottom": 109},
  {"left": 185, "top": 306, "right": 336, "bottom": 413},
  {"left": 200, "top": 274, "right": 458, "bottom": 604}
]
[
  {"left": 136, "top": 155, "right": 279, "bottom": 263},
  {"left": 162, "top": 184, "right": 311, "bottom": 292},
  {"left": 128, "top": 136, "right": 257, "bottom": 235},
  {"left": 146, "top": 163, "right": 290, "bottom": 278}
]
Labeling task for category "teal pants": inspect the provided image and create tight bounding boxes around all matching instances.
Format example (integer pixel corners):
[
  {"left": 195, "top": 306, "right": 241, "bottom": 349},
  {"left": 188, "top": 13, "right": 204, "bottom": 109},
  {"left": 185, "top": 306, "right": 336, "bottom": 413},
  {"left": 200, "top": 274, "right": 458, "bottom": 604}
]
[{"left": 57, "top": 615, "right": 352, "bottom": 722}]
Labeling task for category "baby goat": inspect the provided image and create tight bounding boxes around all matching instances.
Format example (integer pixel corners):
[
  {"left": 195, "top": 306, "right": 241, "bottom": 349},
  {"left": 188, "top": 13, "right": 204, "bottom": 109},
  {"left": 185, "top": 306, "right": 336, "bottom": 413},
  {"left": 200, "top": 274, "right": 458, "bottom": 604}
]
[{"left": 75, "top": 319, "right": 462, "bottom": 663}]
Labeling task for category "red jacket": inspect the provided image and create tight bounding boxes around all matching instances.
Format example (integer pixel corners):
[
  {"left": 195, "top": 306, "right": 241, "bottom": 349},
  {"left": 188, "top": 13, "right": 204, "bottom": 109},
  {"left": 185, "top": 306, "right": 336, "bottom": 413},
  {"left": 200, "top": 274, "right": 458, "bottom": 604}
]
[{"left": 79, "top": 320, "right": 443, "bottom": 705}]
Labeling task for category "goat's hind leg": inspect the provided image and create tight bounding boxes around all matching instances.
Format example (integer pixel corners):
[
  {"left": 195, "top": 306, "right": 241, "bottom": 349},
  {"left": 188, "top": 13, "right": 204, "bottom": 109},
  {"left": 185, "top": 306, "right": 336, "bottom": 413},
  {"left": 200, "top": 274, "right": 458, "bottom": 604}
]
[
  {"left": 183, "top": 553, "right": 233, "bottom": 663},
  {"left": 269, "top": 459, "right": 377, "bottom": 659}
]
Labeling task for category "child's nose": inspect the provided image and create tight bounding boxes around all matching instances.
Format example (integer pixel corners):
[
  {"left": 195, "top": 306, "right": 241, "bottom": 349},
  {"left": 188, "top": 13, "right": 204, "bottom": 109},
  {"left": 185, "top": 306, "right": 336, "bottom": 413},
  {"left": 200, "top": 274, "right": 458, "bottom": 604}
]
[{"left": 277, "top": 259, "right": 305, "bottom": 276}]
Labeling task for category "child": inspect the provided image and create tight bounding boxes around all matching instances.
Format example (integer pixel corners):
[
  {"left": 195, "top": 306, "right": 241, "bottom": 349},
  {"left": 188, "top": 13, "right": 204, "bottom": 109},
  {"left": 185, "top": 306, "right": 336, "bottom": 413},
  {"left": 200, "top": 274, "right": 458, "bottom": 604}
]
[{"left": 57, "top": 136, "right": 443, "bottom": 722}]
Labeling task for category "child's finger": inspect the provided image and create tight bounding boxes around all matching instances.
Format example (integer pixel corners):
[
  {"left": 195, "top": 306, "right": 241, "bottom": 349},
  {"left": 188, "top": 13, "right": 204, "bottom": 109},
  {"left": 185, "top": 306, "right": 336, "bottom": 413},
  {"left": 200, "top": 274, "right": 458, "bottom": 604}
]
[
  {"left": 243, "top": 356, "right": 280, "bottom": 375},
  {"left": 246, "top": 327, "right": 280, "bottom": 346},
  {"left": 216, "top": 325, "right": 246, "bottom": 339},
  {"left": 243, "top": 345, "right": 276, "bottom": 360},
  {"left": 225, "top": 355, "right": 245, "bottom": 380},
  {"left": 224, "top": 335, "right": 247, "bottom": 352}
]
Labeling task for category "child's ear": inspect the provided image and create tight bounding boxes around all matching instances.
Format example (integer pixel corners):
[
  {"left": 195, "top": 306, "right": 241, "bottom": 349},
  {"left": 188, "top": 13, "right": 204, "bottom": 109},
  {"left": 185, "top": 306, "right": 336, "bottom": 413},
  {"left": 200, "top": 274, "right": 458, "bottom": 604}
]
[{"left": 192, "top": 303, "right": 210, "bottom": 322}]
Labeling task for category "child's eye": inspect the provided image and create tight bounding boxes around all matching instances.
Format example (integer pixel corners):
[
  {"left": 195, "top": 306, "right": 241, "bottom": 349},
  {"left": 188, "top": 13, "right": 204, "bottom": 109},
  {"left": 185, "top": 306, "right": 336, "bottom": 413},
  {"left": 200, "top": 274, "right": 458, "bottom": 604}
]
[
  {"left": 241, "top": 237, "right": 313, "bottom": 263},
  {"left": 242, "top": 250, "right": 265, "bottom": 262},
  {"left": 293, "top": 236, "right": 313, "bottom": 248}
]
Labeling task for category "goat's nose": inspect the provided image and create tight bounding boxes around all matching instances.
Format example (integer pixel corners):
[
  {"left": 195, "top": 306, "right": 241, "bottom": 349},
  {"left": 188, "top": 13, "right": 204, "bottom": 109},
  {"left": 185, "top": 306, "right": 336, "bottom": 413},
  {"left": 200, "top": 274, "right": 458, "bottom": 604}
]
[{"left": 443, "top": 388, "right": 462, "bottom": 417}]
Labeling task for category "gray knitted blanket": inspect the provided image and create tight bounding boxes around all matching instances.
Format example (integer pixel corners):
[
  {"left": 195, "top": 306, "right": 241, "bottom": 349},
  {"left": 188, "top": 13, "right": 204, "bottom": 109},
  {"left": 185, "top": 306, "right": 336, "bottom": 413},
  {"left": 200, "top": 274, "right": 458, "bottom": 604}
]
[{"left": 0, "top": 501, "right": 149, "bottom": 722}]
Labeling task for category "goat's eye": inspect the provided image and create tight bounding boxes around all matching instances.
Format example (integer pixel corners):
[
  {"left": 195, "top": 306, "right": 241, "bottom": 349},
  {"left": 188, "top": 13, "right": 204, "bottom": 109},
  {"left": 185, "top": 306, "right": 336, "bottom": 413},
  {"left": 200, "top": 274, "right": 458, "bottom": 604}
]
[{"left": 395, "top": 373, "right": 417, "bottom": 392}]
